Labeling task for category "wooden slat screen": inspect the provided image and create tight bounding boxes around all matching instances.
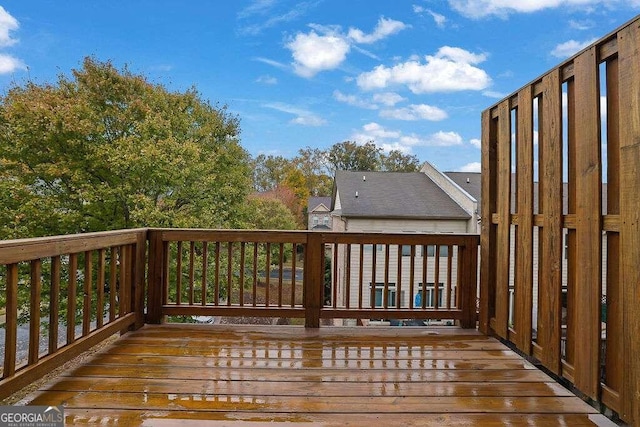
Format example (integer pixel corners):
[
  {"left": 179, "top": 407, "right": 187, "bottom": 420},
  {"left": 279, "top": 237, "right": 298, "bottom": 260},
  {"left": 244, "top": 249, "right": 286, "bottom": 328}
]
[{"left": 480, "top": 15, "right": 640, "bottom": 424}]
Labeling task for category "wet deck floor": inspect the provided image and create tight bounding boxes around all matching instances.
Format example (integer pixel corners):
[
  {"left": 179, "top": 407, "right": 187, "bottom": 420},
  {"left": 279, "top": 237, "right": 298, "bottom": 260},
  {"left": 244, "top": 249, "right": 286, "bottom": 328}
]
[{"left": 23, "top": 324, "right": 615, "bottom": 426}]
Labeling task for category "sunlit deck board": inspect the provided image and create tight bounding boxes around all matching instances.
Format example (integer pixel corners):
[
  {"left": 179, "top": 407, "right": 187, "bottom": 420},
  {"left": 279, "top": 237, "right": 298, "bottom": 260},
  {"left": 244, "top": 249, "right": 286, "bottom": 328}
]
[{"left": 23, "top": 324, "right": 613, "bottom": 426}]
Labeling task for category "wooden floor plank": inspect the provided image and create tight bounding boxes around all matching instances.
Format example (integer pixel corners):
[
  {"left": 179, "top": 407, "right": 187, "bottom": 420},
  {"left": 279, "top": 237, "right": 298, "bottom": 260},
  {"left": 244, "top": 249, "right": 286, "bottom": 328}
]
[
  {"left": 29, "top": 392, "right": 598, "bottom": 414},
  {"left": 41, "top": 378, "right": 572, "bottom": 397},
  {"left": 75, "top": 353, "right": 537, "bottom": 370},
  {"left": 62, "top": 409, "right": 615, "bottom": 427},
  {"left": 17, "top": 324, "right": 604, "bottom": 426}
]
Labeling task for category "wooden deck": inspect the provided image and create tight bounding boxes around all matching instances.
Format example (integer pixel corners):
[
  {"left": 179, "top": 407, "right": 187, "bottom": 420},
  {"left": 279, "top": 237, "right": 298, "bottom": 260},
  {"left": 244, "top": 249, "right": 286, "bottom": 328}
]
[{"left": 20, "top": 324, "right": 614, "bottom": 426}]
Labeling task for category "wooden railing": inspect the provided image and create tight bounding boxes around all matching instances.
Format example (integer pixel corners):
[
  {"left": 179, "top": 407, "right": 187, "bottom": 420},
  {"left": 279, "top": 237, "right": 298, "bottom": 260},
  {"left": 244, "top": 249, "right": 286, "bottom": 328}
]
[
  {"left": 146, "top": 229, "right": 479, "bottom": 328},
  {"left": 1, "top": 228, "right": 478, "bottom": 400},
  {"left": 0, "top": 229, "right": 146, "bottom": 400},
  {"left": 480, "top": 15, "right": 640, "bottom": 425}
]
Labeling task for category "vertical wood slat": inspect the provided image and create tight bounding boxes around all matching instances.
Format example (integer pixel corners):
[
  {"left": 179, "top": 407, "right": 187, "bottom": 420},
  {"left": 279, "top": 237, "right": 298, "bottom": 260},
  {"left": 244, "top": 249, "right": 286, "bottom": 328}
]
[
  {"left": 265, "top": 243, "right": 271, "bottom": 307},
  {"left": 494, "top": 100, "right": 512, "bottom": 338},
  {"left": 240, "top": 242, "right": 246, "bottom": 306},
  {"left": 396, "top": 245, "right": 402, "bottom": 308},
  {"left": 3, "top": 263, "right": 18, "bottom": 377},
  {"left": 573, "top": 46, "right": 602, "bottom": 400},
  {"left": 370, "top": 245, "right": 377, "bottom": 309},
  {"left": 460, "top": 238, "right": 479, "bottom": 328},
  {"left": 49, "top": 256, "right": 61, "bottom": 353},
  {"left": 227, "top": 242, "right": 233, "bottom": 307},
  {"left": 383, "top": 244, "right": 390, "bottom": 308},
  {"left": 604, "top": 54, "right": 622, "bottom": 403},
  {"left": 176, "top": 242, "right": 182, "bottom": 305},
  {"left": 67, "top": 254, "right": 78, "bottom": 344},
  {"left": 278, "top": 243, "right": 284, "bottom": 307},
  {"left": 408, "top": 246, "right": 415, "bottom": 309},
  {"left": 618, "top": 21, "right": 640, "bottom": 424},
  {"left": 96, "top": 249, "right": 105, "bottom": 328},
  {"left": 189, "top": 242, "right": 195, "bottom": 306},
  {"left": 480, "top": 109, "right": 497, "bottom": 335},
  {"left": 358, "top": 244, "right": 364, "bottom": 309},
  {"left": 433, "top": 246, "right": 440, "bottom": 309},
  {"left": 446, "top": 246, "right": 453, "bottom": 310},
  {"left": 201, "top": 242, "right": 208, "bottom": 306},
  {"left": 119, "top": 246, "right": 128, "bottom": 316},
  {"left": 537, "top": 69, "right": 564, "bottom": 374},
  {"left": 214, "top": 242, "right": 220, "bottom": 306},
  {"left": 332, "top": 243, "right": 338, "bottom": 308},
  {"left": 83, "top": 251, "right": 92, "bottom": 336},
  {"left": 345, "top": 244, "right": 351, "bottom": 309},
  {"left": 514, "top": 85, "right": 534, "bottom": 354},
  {"left": 109, "top": 247, "right": 117, "bottom": 321},
  {"left": 28, "top": 260, "right": 42, "bottom": 365},
  {"left": 252, "top": 243, "right": 258, "bottom": 307}
]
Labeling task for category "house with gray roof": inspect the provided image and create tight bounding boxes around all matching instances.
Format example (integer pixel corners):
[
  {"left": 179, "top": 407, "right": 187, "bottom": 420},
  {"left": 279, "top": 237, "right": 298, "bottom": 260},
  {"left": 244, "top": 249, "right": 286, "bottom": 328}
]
[
  {"left": 307, "top": 196, "right": 332, "bottom": 231},
  {"left": 329, "top": 164, "right": 479, "bottom": 316}
]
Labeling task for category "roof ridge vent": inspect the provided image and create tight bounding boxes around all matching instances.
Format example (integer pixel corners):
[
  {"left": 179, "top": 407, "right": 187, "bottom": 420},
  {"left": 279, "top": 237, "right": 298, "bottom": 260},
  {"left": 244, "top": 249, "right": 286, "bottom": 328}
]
[{"left": 363, "top": 175, "right": 366, "bottom": 181}]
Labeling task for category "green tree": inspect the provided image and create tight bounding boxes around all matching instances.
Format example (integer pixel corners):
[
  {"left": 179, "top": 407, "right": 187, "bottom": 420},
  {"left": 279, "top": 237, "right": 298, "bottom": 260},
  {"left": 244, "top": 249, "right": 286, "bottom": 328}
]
[
  {"left": 380, "top": 149, "right": 420, "bottom": 172},
  {"left": 0, "top": 57, "right": 252, "bottom": 239},
  {"left": 326, "top": 141, "right": 382, "bottom": 174}
]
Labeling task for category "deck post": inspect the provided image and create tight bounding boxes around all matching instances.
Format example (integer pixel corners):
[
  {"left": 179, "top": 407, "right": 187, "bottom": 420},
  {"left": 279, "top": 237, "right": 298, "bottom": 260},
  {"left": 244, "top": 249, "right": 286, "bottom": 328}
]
[
  {"left": 459, "top": 236, "right": 479, "bottom": 329},
  {"left": 147, "top": 229, "right": 165, "bottom": 324},
  {"left": 133, "top": 230, "right": 147, "bottom": 329},
  {"left": 304, "top": 232, "right": 322, "bottom": 328}
]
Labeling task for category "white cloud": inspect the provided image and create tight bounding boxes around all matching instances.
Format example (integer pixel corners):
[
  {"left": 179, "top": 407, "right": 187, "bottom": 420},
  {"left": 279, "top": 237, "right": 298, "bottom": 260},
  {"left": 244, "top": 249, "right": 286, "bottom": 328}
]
[
  {"left": 372, "top": 92, "right": 406, "bottom": 106},
  {"left": 237, "top": 0, "right": 276, "bottom": 18},
  {"left": 0, "top": 54, "right": 25, "bottom": 74},
  {"left": 256, "top": 75, "right": 278, "bottom": 84},
  {"left": 458, "top": 162, "right": 481, "bottom": 172},
  {"left": 448, "top": 0, "right": 630, "bottom": 19},
  {"left": 350, "top": 122, "right": 464, "bottom": 153},
  {"left": 551, "top": 38, "right": 598, "bottom": 58},
  {"left": 483, "top": 90, "right": 507, "bottom": 99},
  {"left": 347, "top": 17, "right": 408, "bottom": 44},
  {"left": 0, "top": 6, "right": 18, "bottom": 47},
  {"left": 357, "top": 46, "right": 490, "bottom": 93},
  {"left": 379, "top": 104, "right": 448, "bottom": 121},
  {"left": 333, "top": 90, "right": 378, "bottom": 109},
  {"left": 253, "top": 57, "right": 288, "bottom": 70},
  {"left": 470, "top": 138, "right": 481, "bottom": 148},
  {"left": 286, "top": 30, "right": 350, "bottom": 77},
  {"left": 569, "top": 19, "right": 594, "bottom": 30},
  {"left": 264, "top": 102, "right": 326, "bottom": 126},
  {"left": 427, "top": 10, "right": 447, "bottom": 28},
  {"left": 237, "top": 1, "right": 318, "bottom": 35}
]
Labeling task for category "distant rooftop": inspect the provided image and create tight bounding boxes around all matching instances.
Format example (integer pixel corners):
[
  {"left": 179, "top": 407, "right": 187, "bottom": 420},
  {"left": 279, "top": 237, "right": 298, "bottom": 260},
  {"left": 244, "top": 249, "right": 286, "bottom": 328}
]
[{"left": 333, "top": 171, "right": 470, "bottom": 220}]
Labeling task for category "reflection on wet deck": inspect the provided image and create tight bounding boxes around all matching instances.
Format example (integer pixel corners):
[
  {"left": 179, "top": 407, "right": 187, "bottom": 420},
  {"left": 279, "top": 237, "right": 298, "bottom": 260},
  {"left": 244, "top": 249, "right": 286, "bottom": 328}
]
[{"left": 23, "top": 324, "right": 612, "bottom": 426}]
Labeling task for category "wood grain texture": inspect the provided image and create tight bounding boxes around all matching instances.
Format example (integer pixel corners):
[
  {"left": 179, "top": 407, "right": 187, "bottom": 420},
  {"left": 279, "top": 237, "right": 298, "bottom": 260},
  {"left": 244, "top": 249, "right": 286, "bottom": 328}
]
[
  {"left": 20, "top": 324, "right": 601, "bottom": 426},
  {"left": 618, "top": 19, "right": 640, "bottom": 425},
  {"left": 572, "top": 46, "right": 602, "bottom": 400},
  {"left": 537, "top": 69, "right": 564, "bottom": 375}
]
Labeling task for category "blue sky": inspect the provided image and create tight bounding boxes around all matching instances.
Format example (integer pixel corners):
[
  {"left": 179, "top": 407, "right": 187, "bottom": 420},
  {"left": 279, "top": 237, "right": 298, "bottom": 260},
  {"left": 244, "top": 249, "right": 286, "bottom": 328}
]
[{"left": 0, "top": 1, "right": 638, "bottom": 173}]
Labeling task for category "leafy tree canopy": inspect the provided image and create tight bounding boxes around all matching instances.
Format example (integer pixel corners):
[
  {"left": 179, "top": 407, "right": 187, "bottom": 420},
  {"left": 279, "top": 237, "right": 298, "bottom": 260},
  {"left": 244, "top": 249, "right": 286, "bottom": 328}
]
[{"left": 0, "top": 57, "right": 253, "bottom": 239}]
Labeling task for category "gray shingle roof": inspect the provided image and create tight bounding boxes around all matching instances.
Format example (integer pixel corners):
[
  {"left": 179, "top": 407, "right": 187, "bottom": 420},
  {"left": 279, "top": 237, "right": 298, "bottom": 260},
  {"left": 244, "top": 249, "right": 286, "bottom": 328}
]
[
  {"left": 308, "top": 196, "right": 332, "bottom": 212},
  {"left": 333, "top": 171, "right": 470, "bottom": 219},
  {"left": 444, "top": 172, "right": 481, "bottom": 206}
]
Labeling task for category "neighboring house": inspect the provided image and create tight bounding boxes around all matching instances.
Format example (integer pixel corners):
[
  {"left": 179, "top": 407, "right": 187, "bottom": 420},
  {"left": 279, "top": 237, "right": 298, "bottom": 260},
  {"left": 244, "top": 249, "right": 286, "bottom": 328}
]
[
  {"left": 330, "top": 164, "right": 479, "bottom": 312},
  {"left": 307, "top": 196, "right": 332, "bottom": 230}
]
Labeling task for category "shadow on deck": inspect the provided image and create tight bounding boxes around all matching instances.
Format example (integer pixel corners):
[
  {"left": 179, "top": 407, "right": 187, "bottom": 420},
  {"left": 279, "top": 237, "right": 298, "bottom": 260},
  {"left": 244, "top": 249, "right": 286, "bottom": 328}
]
[{"left": 22, "top": 324, "right": 613, "bottom": 426}]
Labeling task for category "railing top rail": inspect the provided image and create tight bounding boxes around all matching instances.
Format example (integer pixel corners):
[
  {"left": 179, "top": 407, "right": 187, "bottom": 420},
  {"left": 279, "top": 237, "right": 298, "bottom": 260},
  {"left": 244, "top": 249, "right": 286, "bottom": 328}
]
[{"left": 0, "top": 228, "right": 147, "bottom": 264}]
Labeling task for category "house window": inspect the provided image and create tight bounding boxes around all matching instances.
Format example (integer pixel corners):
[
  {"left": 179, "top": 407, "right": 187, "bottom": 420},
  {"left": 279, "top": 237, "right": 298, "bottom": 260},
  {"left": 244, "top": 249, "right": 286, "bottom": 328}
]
[
  {"left": 323, "top": 215, "right": 329, "bottom": 225},
  {"left": 312, "top": 215, "right": 318, "bottom": 226},
  {"left": 370, "top": 282, "right": 401, "bottom": 307},
  {"left": 415, "top": 283, "right": 445, "bottom": 308},
  {"left": 402, "top": 245, "right": 421, "bottom": 256},
  {"left": 425, "top": 245, "right": 449, "bottom": 257},
  {"left": 364, "top": 244, "right": 384, "bottom": 252}
]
